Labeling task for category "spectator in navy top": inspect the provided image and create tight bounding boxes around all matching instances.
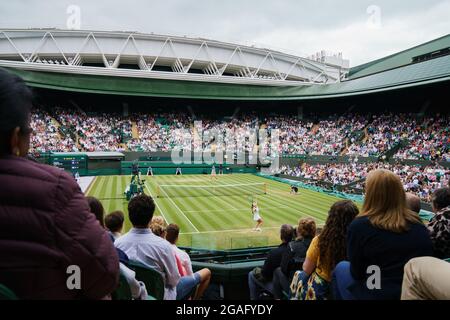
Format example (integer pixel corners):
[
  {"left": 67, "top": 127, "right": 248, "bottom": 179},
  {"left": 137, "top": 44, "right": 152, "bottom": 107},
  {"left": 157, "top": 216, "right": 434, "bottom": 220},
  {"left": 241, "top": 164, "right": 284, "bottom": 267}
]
[
  {"left": 248, "top": 224, "right": 294, "bottom": 299},
  {"left": 332, "top": 169, "right": 433, "bottom": 300}
]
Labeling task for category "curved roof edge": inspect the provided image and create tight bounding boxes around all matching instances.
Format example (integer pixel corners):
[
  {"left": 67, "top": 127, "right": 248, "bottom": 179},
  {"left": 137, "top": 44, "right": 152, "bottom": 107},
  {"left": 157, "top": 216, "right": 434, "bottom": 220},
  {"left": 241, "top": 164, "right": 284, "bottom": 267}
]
[{"left": 2, "top": 53, "right": 450, "bottom": 100}]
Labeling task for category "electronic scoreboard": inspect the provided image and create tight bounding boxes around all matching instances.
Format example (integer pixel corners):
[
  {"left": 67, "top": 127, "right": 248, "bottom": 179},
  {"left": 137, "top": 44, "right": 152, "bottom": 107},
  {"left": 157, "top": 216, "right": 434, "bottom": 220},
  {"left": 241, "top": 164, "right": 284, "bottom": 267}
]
[{"left": 50, "top": 154, "right": 87, "bottom": 172}]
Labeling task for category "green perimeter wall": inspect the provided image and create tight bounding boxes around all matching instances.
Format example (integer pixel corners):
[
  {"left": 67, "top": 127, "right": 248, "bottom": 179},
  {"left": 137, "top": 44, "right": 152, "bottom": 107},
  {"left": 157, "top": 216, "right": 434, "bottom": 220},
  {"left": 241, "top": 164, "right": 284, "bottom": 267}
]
[{"left": 121, "top": 161, "right": 257, "bottom": 175}]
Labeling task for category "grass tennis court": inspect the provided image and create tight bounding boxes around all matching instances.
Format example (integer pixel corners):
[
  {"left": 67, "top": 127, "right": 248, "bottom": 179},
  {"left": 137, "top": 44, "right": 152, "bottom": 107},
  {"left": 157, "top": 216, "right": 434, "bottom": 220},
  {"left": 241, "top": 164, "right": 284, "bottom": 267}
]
[{"left": 86, "top": 174, "right": 352, "bottom": 250}]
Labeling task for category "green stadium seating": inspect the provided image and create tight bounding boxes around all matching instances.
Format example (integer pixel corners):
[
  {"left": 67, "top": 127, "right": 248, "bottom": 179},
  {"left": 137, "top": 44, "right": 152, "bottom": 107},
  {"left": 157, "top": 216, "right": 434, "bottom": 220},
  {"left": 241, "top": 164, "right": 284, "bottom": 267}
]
[
  {"left": 112, "top": 274, "right": 133, "bottom": 300},
  {"left": 127, "top": 261, "right": 165, "bottom": 300},
  {"left": 0, "top": 284, "right": 18, "bottom": 300}
]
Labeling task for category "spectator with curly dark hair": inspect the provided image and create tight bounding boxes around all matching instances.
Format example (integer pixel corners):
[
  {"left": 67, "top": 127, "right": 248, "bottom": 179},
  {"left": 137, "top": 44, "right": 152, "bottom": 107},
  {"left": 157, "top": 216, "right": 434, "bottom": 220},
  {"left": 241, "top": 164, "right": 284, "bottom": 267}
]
[
  {"left": 290, "top": 200, "right": 358, "bottom": 300},
  {"left": 332, "top": 169, "right": 433, "bottom": 300}
]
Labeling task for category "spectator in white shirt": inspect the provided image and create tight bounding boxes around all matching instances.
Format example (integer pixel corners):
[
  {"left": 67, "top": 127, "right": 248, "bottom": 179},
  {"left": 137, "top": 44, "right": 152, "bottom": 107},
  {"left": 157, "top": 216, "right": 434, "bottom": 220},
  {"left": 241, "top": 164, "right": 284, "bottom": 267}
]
[
  {"left": 166, "top": 224, "right": 212, "bottom": 300},
  {"left": 115, "top": 195, "right": 180, "bottom": 300},
  {"left": 87, "top": 196, "right": 147, "bottom": 300},
  {"left": 115, "top": 195, "right": 203, "bottom": 300}
]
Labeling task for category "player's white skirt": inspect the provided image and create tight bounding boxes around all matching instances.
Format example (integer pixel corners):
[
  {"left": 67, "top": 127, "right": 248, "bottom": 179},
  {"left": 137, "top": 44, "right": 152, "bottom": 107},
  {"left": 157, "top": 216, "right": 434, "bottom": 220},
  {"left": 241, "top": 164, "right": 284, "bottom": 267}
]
[{"left": 253, "top": 213, "right": 262, "bottom": 221}]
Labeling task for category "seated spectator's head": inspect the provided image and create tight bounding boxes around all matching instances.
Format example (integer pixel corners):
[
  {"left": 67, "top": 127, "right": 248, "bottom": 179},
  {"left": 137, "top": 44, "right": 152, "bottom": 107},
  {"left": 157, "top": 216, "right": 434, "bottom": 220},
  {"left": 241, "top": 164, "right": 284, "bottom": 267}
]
[
  {"left": 406, "top": 192, "right": 421, "bottom": 214},
  {"left": 431, "top": 187, "right": 450, "bottom": 212},
  {"left": 319, "top": 200, "right": 359, "bottom": 272},
  {"left": 361, "top": 169, "right": 422, "bottom": 232},
  {"left": 86, "top": 196, "right": 105, "bottom": 227},
  {"left": 151, "top": 216, "right": 165, "bottom": 226},
  {"left": 128, "top": 194, "right": 155, "bottom": 228},
  {"left": 297, "top": 217, "right": 316, "bottom": 240},
  {"left": 150, "top": 223, "right": 166, "bottom": 238},
  {"left": 280, "top": 224, "right": 294, "bottom": 243},
  {"left": 165, "top": 223, "right": 180, "bottom": 245},
  {"left": 0, "top": 69, "right": 33, "bottom": 157},
  {"left": 150, "top": 216, "right": 167, "bottom": 237},
  {"left": 105, "top": 210, "right": 125, "bottom": 234}
]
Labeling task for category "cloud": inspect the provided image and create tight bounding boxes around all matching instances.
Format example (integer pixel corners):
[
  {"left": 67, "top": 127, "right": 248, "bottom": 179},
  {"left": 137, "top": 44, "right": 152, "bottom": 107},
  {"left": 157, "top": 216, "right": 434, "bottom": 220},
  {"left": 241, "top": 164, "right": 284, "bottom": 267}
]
[{"left": 251, "top": 1, "right": 450, "bottom": 66}]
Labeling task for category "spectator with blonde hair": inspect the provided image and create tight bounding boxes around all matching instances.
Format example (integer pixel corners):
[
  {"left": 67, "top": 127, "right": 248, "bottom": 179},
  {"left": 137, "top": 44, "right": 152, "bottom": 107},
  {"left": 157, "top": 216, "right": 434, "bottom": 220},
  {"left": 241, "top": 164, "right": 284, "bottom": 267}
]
[
  {"left": 332, "top": 169, "right": 433, "bottom": 300},
  {"left": 150, "top": 216, "right": 167, "bottom": 238}
]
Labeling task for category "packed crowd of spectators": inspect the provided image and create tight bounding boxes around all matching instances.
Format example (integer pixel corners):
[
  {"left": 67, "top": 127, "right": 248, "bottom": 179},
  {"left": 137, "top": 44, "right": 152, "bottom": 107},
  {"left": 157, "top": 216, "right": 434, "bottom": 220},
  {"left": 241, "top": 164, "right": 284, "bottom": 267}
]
[
  {"left": 54, "top": 107, "right": 132, "bottom": 152},
  {"left": 28, "top": 107, "right": 450, "bottom": 162},
  {"left": 30, "top": 108, "right": 78, "bottom": 153},
  {"left": 347, "top": 113, "right": 450, "bottom": 159},
  {"left": 266, "top": 114, "right": 366, "bottom": 155},
  {"left": 127, "top": 114, "right": 260, "bottom": 153},
  {"left": 394, "top": 115, "right": 450, "bottom": 161},
  {"left": 280, "top": 162, "right": 450, "bottom": 202},
  {"left": 127, "top": 113, "right": 191, "bottom": 152}
]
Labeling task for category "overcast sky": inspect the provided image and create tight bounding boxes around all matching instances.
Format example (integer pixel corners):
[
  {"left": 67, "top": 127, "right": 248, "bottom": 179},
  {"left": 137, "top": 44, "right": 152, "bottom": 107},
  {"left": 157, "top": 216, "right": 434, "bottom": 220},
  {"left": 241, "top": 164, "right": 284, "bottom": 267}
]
[{"left": 1, "top": 0, "right": 449, "bottom": 66}]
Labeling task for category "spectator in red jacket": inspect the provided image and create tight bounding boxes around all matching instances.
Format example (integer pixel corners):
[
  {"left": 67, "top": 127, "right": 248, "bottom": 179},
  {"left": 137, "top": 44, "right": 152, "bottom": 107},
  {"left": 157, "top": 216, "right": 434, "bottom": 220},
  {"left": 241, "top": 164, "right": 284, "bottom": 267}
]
[{"left": 0, "top": 69, "right": 119, "bottom": 299}]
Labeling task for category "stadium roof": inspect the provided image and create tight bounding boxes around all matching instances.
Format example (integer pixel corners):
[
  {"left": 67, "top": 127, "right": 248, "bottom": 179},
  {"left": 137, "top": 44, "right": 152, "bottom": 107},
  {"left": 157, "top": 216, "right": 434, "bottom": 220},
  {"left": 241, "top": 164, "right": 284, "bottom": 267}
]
[
  {"left": 1, "top": 31, "right": 449, "bottom": 100},
  {"left": 0, "top": 29, "right": 348, "bottom": 86},
  {"left": 348, "top": 34, "right": 450, "bottom": 79}
]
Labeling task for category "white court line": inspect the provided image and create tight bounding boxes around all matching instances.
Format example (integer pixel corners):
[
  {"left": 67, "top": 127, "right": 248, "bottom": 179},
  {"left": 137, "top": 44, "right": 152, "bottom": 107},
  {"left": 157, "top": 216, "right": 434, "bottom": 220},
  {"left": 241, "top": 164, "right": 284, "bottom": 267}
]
[
  {"left": 183, "top": 205, "right": 289, "bottom": 214},
  {"left": 144, "top": 184, "right": 170, "bottom": 225},
  {"left": 186, "top": 175, "right": 241, "bottom": 210},
  {"left": 157, "top": 184, "right": 200, "bottom": 233}
]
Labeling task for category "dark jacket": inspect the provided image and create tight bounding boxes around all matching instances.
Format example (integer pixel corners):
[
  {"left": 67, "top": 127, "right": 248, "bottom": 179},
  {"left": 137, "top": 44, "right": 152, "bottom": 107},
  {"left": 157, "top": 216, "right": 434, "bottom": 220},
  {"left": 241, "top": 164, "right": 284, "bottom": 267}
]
[
  {"left": 280, "top": 237, "right": 312, "bottom": 278},
  {"left": 262, "top": 243, "right": 289, "bottom": 280},
  {"left": 0, "top": 156, "right": 119, "bottom": 299},
  {"left": 347, "top": 216, "right": 433, "bottom": 300}
]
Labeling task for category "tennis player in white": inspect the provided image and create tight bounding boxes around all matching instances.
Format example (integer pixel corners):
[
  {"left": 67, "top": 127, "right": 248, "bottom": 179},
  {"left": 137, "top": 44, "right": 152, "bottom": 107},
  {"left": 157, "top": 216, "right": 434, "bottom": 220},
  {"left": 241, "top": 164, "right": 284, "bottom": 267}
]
[
  {"left": 252, "top": 200, "right": 263, "bottom": 232},
  {"left": 210, "top": 165, "right": 217, "bottom": 180}
]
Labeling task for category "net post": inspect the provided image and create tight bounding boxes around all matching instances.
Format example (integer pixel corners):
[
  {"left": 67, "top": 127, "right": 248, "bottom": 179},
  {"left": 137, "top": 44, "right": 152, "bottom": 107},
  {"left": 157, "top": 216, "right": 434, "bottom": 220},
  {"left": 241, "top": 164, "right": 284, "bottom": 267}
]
[{"left": 264, "top": 183, "right": 267, "bottom": 194}]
